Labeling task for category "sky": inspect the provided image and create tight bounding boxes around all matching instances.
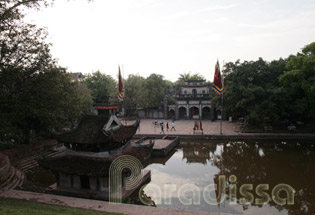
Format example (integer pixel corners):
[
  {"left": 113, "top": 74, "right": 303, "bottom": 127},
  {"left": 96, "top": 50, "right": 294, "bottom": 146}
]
[{"left": 25, "top": 0, "right": 315, "bottom": 82}]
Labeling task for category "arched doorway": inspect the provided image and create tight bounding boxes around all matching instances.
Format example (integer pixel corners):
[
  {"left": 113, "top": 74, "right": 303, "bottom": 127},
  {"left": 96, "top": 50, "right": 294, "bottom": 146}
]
[
  {"left": 189, "top": 106, "right": 199, "bottom": 119},
  {"left": 202, "top": 106, "right": 211, "bottom": 120},
  {"left": 216, "top": 109, "right": 222, "bottom": 120},
  {"left": 178, "top": 107, "right": 187, "bottom": 119},
  {"left": 168, "top": 109, "right": 175, "bottom": 119}
]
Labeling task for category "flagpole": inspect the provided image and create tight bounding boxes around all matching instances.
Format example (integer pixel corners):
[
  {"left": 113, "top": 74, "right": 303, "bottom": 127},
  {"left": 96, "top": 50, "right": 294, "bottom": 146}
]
[
  {"left": 220, "top": 61, "right": 224, "bottom": 135},
  {"left": 121, "top": 65, "right": 127, "bottom": 125},
  {"left": 213, "top": 59, "right": 224, "bottom": 135},
  {"left": 220, "top": 92, "right": 223, "bottom": 134}
]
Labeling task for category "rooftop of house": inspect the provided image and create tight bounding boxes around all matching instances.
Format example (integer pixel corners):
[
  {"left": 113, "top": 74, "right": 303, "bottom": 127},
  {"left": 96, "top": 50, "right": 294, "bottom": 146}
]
[
  {"left": 179, "top": 80, "right": 208, "bottom": 87},
  {"left": 68, "top": 72, "right": 84, "bottom": 81},
  {"left": 54, "top": 115, "right": 138, "bottom": 151}
]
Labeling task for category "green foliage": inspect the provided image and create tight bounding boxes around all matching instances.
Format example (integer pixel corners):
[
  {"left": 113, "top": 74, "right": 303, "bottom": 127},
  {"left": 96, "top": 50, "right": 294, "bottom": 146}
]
[
  {"left": 279, "top": 42, "right": 315, "bottom": 119},
  {"left": 223, "top": 42, "right": 315, "bottom": 124},
  {"left": 223, "top": 58, "right": 288, "bottom": 123},
  {"left": 84, "top": 71, "right": 117, "bottom": 104},
  {"left": 124, "top": 74, "right": 146, "bottom": 110},
  {"left": 164, "top": 80, "right": 175, "bottom": 104},
  {"left": 143, "top": 73, "right": 165, "bottom": 107},
  {"left": 0, "top": 0, "right": 93, "bottom": 143},
  {"left": 0, "top": 67, "right": 93, "bottom": 143},
  {"left": 178, "top": 72, "right": 204, "bottom": 82},
  {"left": 0, "top": 0, "right": 50, "bottom": 24},
  {"left": 124, "top": 74, "right": 174, "bottom": 113}
]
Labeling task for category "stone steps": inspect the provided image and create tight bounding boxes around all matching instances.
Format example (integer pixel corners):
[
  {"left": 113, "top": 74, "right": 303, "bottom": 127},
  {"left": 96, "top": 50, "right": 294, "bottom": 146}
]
[
  {"left": 15, "top": 151, "right": 62, "bottom": 173},
  {"left": 19, "top": 160, "right": 39, "bottom": 172},
  {"left": 0, "top": 167, "right": 24, "bottom": 191},
  {"left": 14, "top": 150, "right": 52, "bottom": 165},
  {"left": 4, "top": 169, "right": 24, "bottom": 191},
  {"left": 9, "top": 140, "right": 60, "bottom": 164},
  {"left": 0, "top": 159, "right": 12, "bottom": 183},
  {"left": 11, "top": 146, "right": 45, "bottom": 164},
  {"left": 0, "top": 140, "right": 61, "bottom": 191},
  {"left": 0, "top": 167, "right": 16, "bottom": 189},
  {"left": 10, "top": 140, "right": 62, "bottom": 172}
]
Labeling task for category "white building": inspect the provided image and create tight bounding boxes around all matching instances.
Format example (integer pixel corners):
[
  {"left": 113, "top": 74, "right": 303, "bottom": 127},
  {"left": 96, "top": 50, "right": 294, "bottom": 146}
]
[{"left": 169, "top": 80, "right": 213, "bottom": 120}]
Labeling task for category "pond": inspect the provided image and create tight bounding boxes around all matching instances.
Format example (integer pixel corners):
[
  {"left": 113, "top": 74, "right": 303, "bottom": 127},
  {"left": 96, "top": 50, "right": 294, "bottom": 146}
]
[
  {"left": 142, "top": 140, "right": 315, "bottom": 215},
  {"left": 24, "top": 139, "right": 315, "bottom": 214}
]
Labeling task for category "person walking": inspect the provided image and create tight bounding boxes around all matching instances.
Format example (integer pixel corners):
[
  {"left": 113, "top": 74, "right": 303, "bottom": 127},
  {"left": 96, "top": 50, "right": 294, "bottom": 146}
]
[
  {"left": 138, "top": 119, "right": 141, "bottom": 132},
  {"left": 160, "top": 122, "right": 165, "bottom": 134},
  {"left": 166, "top": 122, "right": 169, "bottom": 131},
  {"left": 170, "top": 121, "right": 176, "bottom": 131}
]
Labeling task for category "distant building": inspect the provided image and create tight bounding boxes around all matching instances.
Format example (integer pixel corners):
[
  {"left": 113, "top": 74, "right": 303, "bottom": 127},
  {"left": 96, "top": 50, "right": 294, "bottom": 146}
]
[
  {"left": 169, "top": 80, "right": 213, "bottom": 120},
  {"left": 94, "top": 103, "right": 119, "bottom": 116},
  {"left": 69, "top": 72, "right": 84, "bottom": 82}
]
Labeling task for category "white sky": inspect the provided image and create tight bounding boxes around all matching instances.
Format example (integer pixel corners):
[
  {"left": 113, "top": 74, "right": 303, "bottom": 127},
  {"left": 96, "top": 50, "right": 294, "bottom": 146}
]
[{"left": 25, "top": 0, "right": 315, "bottom": 82}]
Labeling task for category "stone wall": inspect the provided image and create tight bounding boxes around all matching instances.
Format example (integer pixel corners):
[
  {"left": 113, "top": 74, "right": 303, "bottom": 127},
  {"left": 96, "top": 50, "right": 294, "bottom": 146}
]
[{"left": 138, "top": 110, "right": 165, "bottom": 119}]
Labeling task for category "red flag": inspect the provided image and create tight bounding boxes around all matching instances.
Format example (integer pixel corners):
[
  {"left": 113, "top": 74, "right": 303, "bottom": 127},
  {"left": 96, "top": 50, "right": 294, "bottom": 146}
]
[{"left": 212, "top": 60, "right": 224, "bottom": 94}]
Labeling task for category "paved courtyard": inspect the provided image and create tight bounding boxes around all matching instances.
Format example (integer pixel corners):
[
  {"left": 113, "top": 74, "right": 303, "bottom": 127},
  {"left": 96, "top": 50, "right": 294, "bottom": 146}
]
[
  {"left": 124, "top": 119, "right": 315, "bottom": 138},
  {"left": 124, "top": 119, "right": 240, "bottom": 135}
]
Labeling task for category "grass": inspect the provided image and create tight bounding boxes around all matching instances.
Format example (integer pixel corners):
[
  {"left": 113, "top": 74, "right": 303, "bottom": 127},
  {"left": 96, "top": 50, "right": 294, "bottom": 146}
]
[{"left": 0, "top": 198, "right": 121, "bottom": 215}]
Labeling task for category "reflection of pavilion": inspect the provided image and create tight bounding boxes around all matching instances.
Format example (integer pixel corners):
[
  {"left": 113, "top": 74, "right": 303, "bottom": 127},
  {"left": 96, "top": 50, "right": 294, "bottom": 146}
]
[
  {"left": 144, "top": 149, "right": 176, "bottom": 168},
  {"left": 181, "top": 141, "right": 217, "bottom": 164}
]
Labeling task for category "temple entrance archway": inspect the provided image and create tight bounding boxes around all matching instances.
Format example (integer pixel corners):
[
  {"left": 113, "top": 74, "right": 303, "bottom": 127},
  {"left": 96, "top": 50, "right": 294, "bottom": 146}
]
[
  {"left": 202, "top": 107, "right": 211, "bottom": 120},
  {"left": 168, "top": 109, "right": 175, "bottom": 119},
  {"left": 178, "top": 107, "right": 187, "bottom": 119},
  {"left": 189, "top": 106, "right": 199, "bottom": 119},
  {"left": 216, "top": 109, "right": 222, "bottom": 120}
]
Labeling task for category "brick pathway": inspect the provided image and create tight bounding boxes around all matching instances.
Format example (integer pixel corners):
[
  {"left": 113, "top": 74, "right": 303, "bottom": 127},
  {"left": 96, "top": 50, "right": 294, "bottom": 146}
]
[{"left": 0, "top": 190, "right": 236, "bottom": 215}]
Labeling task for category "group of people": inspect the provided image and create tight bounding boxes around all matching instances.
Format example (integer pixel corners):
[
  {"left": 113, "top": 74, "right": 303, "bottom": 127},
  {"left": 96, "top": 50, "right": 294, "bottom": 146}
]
[{"left": 154, "top": 120, "right": 176, "bottom": 134}]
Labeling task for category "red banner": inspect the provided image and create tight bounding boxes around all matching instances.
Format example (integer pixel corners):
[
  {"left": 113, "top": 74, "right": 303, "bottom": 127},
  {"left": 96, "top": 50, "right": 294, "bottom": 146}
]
[{"left": 95, "top": 105, "right": 119, "bottom": 110}]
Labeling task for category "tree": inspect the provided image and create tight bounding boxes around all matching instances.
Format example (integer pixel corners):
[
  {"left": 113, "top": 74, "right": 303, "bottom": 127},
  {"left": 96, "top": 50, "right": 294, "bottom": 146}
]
[
  {"left": 222, "top": 58, "right": 287, "bottom": 124},
  {"left": 279, "top": 42, "right": 315, "bottom": 121},
  {"left": 124, "top": 74, "right": 175, "bottom": 114},
  {"left": 0, "top": 0, "right": 50, "bottom": 23},
  {"left": 164, "top": 80, "right": 175, "bottom": 104},
  {"left": 220, "top": 42, "right": 315, "bottom": 125},
  {"left": 0, "top": 66, "right": 93, "bottom": 143},
  {"left": 124, "top": 74, "right": 146, "bottom": 111},
  {"left": 0, "top": 0, "right": 93, "bottom": 143},
  {"left": 143, "top": 74, "right": 165, "bottom": 108},
  {"left": 177, "top": 72, "right": 204, "bottom": 83},
  {"left": 84, "top": 71, "right": 117, "bottom": 104}
]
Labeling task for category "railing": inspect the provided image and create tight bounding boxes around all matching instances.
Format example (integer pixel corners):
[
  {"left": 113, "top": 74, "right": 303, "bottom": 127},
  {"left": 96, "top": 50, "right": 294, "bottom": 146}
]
[{"left": 175, "top": 94, "right": 210, "bottom": 99}]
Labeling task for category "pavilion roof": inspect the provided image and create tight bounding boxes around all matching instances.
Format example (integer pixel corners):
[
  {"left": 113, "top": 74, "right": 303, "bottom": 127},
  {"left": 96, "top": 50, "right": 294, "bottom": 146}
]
[{"left": 55, "top": 115, "right": 110, "bottom": 145}]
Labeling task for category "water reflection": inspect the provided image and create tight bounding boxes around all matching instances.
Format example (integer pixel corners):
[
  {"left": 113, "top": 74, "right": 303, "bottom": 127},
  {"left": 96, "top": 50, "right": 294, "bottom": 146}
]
[
  {"left": 214, "top": 140, "right": 315, "bottom": 215},
  {"left": 144, "top": 140, "right": 315, "bottom": 214},
  {"left": 181, "top": 141, "right": 216, "bottom": 164}
]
